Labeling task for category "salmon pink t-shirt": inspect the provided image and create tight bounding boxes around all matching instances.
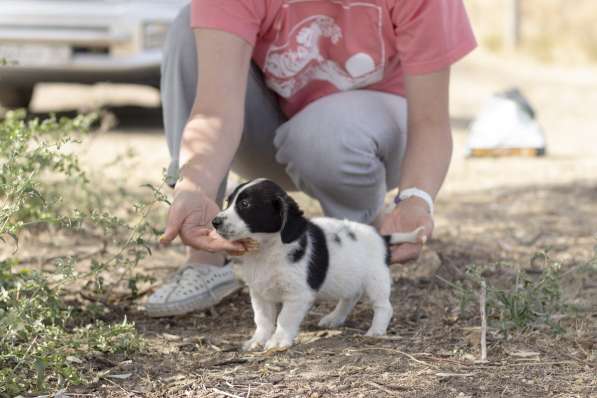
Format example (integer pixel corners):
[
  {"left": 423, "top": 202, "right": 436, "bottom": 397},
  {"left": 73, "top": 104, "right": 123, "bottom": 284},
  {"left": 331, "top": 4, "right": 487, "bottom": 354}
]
[{"left": 191, "top": 0, "right": 477, "bottom": 117}]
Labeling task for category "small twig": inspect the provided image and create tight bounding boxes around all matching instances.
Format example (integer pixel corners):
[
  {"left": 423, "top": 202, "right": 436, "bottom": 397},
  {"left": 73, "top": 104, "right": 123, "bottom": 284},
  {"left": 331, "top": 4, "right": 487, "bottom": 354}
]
[
  {"left": 513, "top": 231, "right": 543, "bottom": 246},
  {"left": 208, "top": 358, "right": 249, "bottom": 367},
  {"left": 437, "top": 252, "right": 465, "bottom": 277},
  {"left": 101, "top": 376, "right": 130, "bottom": 395},
  {"left": 212, "top": 387, "right": 243, "bottom": 398},
  {"left": 436, "top": 372, "right": 476, "bottom": 378},
  {"left": 574, "top": 340, "right": 591, "bottom": 359},
  {"left": 13, "top": 335, "right": 38, "bottom": 372},
  {"left": 435, "top": 274, "right": 462, "bottom": 290},
  {"left": 479, "top": 280, "right": 488, "bottom": 363},
  {"left": 92, "top": 354, "right": 120, "bottom": 368},
  {"left": 426, "top": 356, "right": 474, "bottom": 366},
  {"left": 505, "top": 360, "right": 579, "bottom": 367},
  {"left": 560, "top": 262, "right": 593, "bottom": 278},
  {"left": 79, "top": 290, "right": 116, "bottom": 308},
  {"left": 364, "top": 380, "right": 397, "bottom": 396},
  {"left": 561, "top": 351, "right": 595, "bottom": 368},
  {"left": 20, "top": 247, "right": 105, "bottom": 268},
  {"left": 347, "top": 347, "right": 439, "bottom": 368}
]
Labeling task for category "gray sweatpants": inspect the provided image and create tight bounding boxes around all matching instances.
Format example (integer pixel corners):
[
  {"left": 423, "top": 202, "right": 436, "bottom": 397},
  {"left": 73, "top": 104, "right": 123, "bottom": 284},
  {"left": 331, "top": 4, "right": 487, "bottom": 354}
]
[{"left": 161, "top": 5, "right": 408, "bottom": 224}]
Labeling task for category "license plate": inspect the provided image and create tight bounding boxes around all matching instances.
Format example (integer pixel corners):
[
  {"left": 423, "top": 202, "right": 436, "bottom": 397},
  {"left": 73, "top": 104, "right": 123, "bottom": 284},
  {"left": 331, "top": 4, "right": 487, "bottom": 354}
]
[{"left": 0, "top": 43, "right": 70, "bottom": 67}]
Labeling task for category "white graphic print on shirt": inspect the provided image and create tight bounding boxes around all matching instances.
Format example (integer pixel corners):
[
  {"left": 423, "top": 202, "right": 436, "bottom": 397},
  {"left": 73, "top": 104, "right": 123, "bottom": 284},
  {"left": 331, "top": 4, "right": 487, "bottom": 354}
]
[{"left": 264, "top": 2, "right": 386, "bottom": 99}]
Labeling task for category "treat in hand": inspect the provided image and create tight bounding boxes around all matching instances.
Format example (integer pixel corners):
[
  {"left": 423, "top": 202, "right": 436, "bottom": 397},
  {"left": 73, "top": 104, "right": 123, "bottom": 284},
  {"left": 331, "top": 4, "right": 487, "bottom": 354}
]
[
  {"left": 228, "top": 238, "right": 260, "bottom": 257},
  {"left": 207, "top": 229, "right": 260, "bottom": 256}
]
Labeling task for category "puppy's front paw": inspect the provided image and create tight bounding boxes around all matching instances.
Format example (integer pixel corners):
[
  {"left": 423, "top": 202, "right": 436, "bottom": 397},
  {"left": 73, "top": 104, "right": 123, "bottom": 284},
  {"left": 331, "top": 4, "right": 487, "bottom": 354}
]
[
  {"left": 242, "top": 338, "right": 263, "bottom": 352},
  {"left": 242, "top": 331, "right": 272, "bottom": 351},
  {"left": 264, "top": 333, "right": 294, "bottom": 351},
  {"left": 318, "top": 313, "right": 345, "bottom": 328}
]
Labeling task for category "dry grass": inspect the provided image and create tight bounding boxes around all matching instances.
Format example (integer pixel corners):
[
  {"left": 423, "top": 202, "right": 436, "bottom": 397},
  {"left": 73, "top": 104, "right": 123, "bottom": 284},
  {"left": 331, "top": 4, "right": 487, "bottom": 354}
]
[
  {"left": 16, "top": 180, "right": 596, "bottom": 397},
  {"left": 467, "top": 0, "right": 597, "bottom": 65}
]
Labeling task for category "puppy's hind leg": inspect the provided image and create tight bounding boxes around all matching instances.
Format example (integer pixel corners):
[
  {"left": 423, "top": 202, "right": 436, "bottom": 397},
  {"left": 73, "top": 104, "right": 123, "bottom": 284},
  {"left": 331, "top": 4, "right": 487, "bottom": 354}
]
[
  {"left": 318, "top": 294, "right": 360, "bottom": 328},
  {"left": 364, "top": 272, "right": 393, "bottom": 337}
]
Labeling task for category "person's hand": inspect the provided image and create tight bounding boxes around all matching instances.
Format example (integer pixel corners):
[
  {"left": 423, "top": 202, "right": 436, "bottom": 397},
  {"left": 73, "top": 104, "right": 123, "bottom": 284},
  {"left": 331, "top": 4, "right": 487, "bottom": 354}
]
[
  {"left": 379, "top": 197, "right": 434, "bottom": 264},
  {"left": 159, "top": 180, "right": 245, "bottom": 254}
]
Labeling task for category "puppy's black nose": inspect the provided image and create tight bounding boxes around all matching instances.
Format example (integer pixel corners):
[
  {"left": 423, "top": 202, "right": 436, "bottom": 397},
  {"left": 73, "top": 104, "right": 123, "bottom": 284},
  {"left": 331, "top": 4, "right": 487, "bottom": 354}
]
[{"left": 212, "top": 216, "right": 224, "bottom": 229}]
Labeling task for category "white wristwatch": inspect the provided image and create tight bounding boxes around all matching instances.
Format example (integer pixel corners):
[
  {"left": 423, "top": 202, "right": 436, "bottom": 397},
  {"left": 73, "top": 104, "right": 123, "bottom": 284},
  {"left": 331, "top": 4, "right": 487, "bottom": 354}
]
[{"left": 394, "top": 187, "right": 434, "bottom": 215}]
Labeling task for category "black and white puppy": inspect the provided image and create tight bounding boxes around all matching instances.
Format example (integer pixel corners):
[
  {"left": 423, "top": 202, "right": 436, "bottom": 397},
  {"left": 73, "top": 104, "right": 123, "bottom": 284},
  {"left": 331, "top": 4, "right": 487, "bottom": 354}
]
[{"left": 212, "top": 178, "right": 424, "bottom": 351}]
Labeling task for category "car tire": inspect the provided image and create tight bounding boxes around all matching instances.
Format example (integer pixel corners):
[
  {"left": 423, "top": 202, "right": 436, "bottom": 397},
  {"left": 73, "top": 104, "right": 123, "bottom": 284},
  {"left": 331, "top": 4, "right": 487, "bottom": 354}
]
[{"left": 0, "top": 86, "right": 34, "bottom": 109}]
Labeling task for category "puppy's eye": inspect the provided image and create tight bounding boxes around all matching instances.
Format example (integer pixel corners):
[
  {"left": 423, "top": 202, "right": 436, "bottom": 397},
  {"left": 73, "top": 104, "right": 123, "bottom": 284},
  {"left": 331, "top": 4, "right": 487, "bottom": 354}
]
[
  {"left": 238, "top": 199, "right": 250, "bottom": 209},
  {"left": 223, "top": 199, "right": 229, "bottom": 209}
]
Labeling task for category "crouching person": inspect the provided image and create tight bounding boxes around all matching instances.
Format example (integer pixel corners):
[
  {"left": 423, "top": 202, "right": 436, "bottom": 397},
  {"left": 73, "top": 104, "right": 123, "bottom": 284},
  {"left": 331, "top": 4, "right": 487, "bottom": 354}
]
[{"left": 145, "top": 0, "right": 476, "bottom": 317}]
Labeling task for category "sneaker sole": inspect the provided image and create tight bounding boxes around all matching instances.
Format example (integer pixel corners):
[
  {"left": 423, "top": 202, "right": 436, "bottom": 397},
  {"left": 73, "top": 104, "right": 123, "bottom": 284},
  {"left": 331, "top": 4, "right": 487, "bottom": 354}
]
[{"left": 145, "top": 279, "right": 241, "bottom": 318}]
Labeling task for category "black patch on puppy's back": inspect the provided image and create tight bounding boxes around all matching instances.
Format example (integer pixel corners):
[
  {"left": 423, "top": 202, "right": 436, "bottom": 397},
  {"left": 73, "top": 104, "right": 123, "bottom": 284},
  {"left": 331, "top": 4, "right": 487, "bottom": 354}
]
[
  {"left": 333, "top": 234, "right": 342, "bottom": 245},
  {"left": 382, "top": 235, "right": 392, "bottom": 266},
  {"left": 347, "top": 230, "right": 357, "bottom": 241},
  {"left": 306, "top": 223, "right": 329, "bottom": 290},
  {"left": 288, "top": 233, "right": 307, "bottom": 263}
]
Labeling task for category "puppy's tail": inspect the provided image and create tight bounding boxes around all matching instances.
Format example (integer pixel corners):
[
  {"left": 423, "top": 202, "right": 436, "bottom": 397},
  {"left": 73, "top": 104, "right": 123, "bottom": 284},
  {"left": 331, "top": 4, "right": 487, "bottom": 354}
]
[{"left": 383, "top": 226, "right": 427, "bottom": 245}]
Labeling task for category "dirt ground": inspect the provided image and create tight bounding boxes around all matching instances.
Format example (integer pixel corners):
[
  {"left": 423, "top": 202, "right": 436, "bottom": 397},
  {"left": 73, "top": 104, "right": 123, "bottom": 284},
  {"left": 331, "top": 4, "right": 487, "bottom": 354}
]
[{"left": 24, "top": 49, "right": 597, "bottom": 397}]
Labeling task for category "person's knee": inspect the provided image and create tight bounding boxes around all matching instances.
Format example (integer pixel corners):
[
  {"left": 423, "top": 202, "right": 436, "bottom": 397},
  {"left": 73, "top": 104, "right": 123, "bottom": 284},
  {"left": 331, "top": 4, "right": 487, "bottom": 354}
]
[
  {"left": 294, "top": 137, "right": 380, "bottom": 192},
  {"left": 275, "top": 118, "right": 386, "bottom": 222},
  {"left": 278, "top": 105, "right": 376, "bottom": 182}
]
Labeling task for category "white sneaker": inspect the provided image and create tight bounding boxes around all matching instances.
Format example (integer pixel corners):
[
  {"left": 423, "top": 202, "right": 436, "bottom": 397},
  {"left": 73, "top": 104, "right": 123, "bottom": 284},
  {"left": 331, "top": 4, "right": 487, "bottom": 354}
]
[{"left": 145, "top": 263, "right": 241, "bottom": 317}]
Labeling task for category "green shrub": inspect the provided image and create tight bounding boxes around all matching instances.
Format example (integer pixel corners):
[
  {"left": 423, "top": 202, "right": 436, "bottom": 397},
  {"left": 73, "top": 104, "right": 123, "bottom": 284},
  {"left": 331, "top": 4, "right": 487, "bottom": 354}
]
[
  {"left": 439, "top": 250, "right": 589, "bottom": 335},
  {"left": 0, "top": 260, "right": 142, "bottom": 396},
  {"left": 0, "top": 110, "right": 165, "bottom": 396}
]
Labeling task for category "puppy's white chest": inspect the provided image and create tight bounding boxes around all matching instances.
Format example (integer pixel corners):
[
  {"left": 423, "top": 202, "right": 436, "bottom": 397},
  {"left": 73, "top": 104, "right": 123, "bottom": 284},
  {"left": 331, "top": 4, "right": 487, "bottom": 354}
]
[{"left": 232, "top": 252, "right": 305, "bottom": 301}]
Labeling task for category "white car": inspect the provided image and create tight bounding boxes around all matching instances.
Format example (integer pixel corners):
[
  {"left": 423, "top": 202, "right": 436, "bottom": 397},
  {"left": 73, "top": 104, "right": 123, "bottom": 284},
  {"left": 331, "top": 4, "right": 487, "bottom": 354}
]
[{"left": 0, "top": 0, "right": 188, "bottom": 108}]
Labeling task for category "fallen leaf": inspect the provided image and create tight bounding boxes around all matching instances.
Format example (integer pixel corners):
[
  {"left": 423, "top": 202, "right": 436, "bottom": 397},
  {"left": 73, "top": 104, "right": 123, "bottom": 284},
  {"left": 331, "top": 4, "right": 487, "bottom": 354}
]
[
  {"left": 443, "top": 311, "right": 460, "bottom": 325},
  {"left": 464, "top": 328, "right": 481, "bottom": 347},
  {"left": 462, "top": 353, "right": 477, "bottom": 362}
]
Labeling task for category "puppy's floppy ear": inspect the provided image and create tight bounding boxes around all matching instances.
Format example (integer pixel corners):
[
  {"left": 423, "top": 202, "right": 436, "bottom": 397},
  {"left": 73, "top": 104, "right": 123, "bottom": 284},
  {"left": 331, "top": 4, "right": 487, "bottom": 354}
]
[{"left": 274, "top": 193, "right": 307, "bottom": 244}]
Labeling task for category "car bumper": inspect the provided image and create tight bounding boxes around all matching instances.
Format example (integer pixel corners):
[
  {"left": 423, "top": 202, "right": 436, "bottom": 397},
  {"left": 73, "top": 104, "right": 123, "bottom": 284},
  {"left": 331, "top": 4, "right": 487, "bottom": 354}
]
[
  {"left": 0, "top": 51, "right": 162, "bottom": 86},
  {"left": 0, "top": 0, "right": 186, "bottom": 88}
]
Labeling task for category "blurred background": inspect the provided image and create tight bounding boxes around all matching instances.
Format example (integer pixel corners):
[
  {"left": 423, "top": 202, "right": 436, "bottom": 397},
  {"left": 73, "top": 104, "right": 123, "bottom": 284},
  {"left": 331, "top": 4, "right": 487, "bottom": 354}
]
[
  {"left": 0, "top": 0, "right": 595, "bottom": 194},
  {"left": 0, "top": 0, "right": 597, "bottom": 183}
]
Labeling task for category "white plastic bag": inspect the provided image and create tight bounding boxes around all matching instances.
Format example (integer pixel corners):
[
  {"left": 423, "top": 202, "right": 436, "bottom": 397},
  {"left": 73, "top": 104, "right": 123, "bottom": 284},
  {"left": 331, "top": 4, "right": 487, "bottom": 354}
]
[{"left": 466, "top": 89, "right": 546, "bottom": 156}]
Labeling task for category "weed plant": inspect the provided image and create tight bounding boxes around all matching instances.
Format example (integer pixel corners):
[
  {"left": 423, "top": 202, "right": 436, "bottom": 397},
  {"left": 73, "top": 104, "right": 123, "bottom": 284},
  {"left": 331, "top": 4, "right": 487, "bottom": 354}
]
[{"left": 0, "top": 110, "right": 166, "bottom": 396}]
